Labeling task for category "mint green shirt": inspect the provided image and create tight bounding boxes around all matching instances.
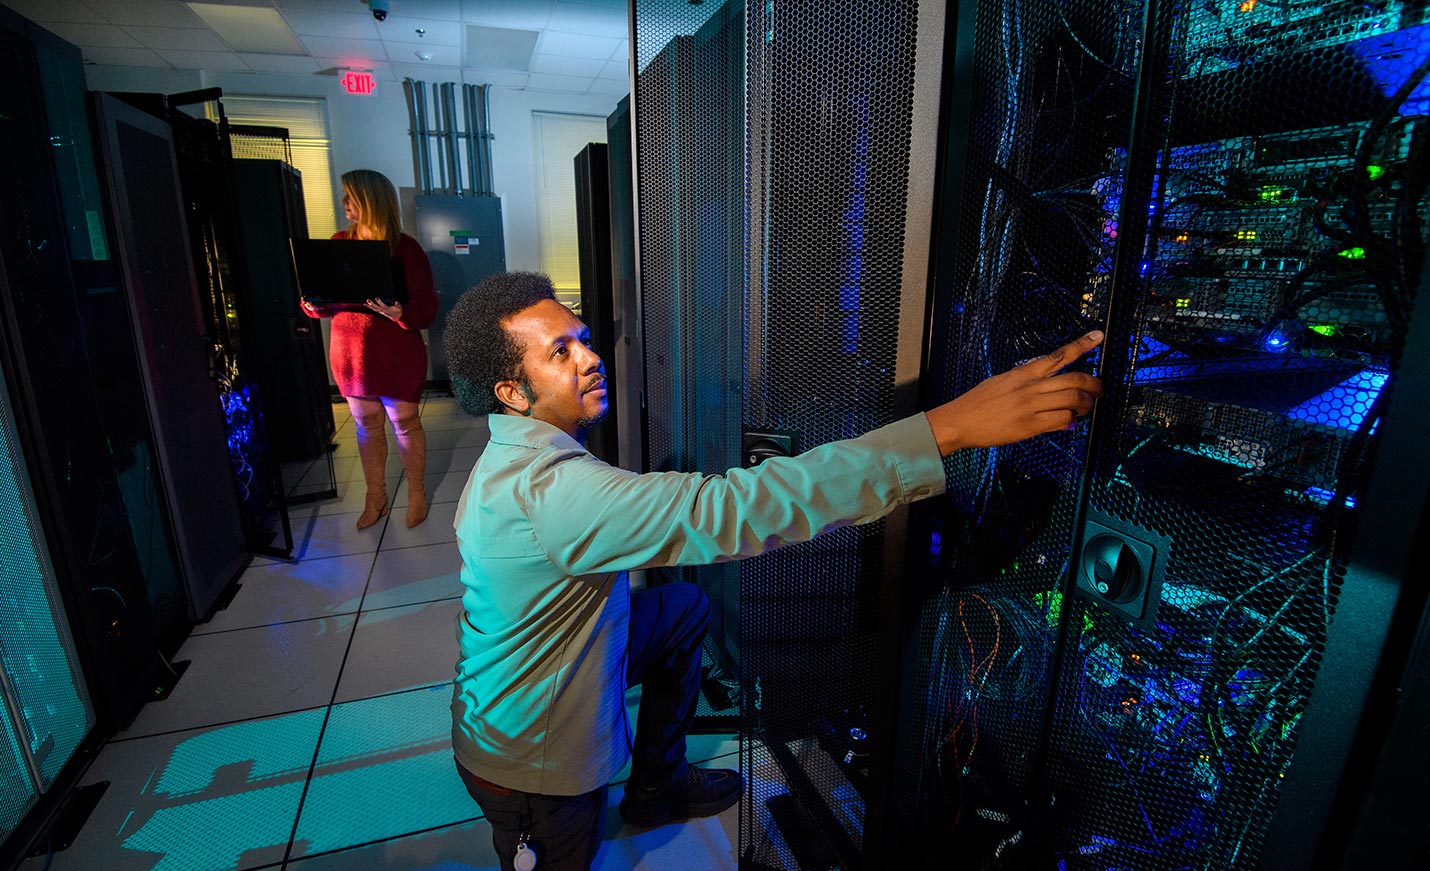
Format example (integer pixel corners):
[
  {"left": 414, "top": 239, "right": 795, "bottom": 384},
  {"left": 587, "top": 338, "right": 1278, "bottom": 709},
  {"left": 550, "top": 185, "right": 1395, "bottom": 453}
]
[{"left": 450, "top": 412, "right": 947, "bottom": 795}]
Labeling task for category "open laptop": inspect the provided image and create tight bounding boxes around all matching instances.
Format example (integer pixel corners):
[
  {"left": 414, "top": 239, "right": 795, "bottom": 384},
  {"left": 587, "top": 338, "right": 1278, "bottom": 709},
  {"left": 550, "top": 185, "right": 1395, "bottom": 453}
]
[{"left": 290, "top": 238, "right": 408, "bottom": 311}]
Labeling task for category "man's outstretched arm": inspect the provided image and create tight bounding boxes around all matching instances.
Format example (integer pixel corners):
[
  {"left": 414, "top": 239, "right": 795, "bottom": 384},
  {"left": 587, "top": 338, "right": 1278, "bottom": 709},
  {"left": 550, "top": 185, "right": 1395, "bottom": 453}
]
[{"left": 525, "top": 331, "right": 1104, "bottom": 576}]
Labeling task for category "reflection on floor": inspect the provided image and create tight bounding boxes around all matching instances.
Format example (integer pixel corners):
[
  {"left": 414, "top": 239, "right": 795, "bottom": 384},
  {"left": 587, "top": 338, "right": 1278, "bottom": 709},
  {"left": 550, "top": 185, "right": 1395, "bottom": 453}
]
[{"left": 23, "top": 395, "right": 739, "bottom": 871}]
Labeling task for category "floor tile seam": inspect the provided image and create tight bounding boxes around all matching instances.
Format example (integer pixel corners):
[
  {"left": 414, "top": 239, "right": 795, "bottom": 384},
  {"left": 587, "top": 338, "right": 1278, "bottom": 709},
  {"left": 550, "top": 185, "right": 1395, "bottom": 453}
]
[
  {"left": 279, "top": 814, "right": 485, "bottom": 868},
  {"left": 367, "top": 537, "right": 460, "bottom": 555},
  {"left": 106, "top": 702, "right": 331, "bottom": 744},
  {"left": 189, "top": 607, "right": 362, "bottom": 638},
  {"left": 278, "top": 525, "right": 389, "bottom": 867},
  {"left": 354, "top": 593, "right": 463, "bottom": 619},
  {"left": 275, "top": 751, "right": 741, "bottom": 868},
  {"left": 215, "top": 548, "right": 380, "bottom": 572},
  {"left": 332, "top": 678, "right": 455, "bottom": 706}
]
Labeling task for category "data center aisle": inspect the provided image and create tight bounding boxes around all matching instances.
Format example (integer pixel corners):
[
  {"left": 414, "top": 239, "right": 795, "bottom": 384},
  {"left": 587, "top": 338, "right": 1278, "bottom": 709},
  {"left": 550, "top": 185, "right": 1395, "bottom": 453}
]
[{"left": 22, "top": 395, "right": 739, "bottom": 871}]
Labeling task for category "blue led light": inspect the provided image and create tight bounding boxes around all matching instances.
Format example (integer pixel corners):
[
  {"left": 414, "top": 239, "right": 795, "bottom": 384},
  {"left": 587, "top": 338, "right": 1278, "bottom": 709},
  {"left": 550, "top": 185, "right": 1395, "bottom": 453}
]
[
  {"left": 1305, "top": 486, "right": 1357, "bottom": 509},
  {"left": 1286, "top": 370, "right": 1388, "bottom": 430}
]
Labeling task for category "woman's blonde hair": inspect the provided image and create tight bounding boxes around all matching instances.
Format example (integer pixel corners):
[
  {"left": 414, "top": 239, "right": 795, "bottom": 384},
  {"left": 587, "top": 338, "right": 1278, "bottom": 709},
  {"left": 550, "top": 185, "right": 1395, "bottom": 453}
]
[{"left": 341, "top": 169, "right": 402, "bottom": 254}]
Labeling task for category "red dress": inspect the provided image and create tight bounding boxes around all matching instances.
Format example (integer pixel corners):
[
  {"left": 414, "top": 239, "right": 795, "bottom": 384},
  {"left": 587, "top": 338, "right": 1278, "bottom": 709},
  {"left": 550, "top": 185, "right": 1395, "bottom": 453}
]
[{"left": 307, "top": 232, "right": 438, "bottom": 402}]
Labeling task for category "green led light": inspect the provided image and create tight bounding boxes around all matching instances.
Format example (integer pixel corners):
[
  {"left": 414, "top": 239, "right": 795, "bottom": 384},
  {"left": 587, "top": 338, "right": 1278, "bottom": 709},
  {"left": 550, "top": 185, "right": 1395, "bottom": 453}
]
[
  {"left": 1338, "top": 247, "right": 1366, "bottom": 259},
  {"left": 1309, "top": 324, "right": 1337, "bottom": 337},
  {"left": 1259, "top": 186, "right": 1290, "bottom": 202},
  {"left": 1366, "top": 165, "right": 1385, "bottom": 181}
]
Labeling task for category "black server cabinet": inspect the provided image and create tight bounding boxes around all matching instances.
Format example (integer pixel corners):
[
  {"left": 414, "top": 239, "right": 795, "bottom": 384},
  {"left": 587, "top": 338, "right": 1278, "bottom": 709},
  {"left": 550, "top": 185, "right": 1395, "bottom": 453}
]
[
  {"left": 606, "top": 96, "right": 643, "bottom": 476},
  {"left": 633, "top": 0, "right": 748, "bottom": 724},
  {"left": 0, "top": 9, "right": 184, "bottom": 737},
  {"left": 168, "top": 96, "right": 294, "bottom": 557},
  {"left": 632, "top": 0, "right": 946, "bottom": 865},
  {"left": 231, "top": 158, "right": 335, "bottom": 464},
  {"left": 575, "top": 142, "right": 619, "bottom": 465},
  {"left": 908, "top": 0, "right": 1430, "bottom": 868},
  {"left": 92, "top": 93, "right": 247, "bottom": 622}
]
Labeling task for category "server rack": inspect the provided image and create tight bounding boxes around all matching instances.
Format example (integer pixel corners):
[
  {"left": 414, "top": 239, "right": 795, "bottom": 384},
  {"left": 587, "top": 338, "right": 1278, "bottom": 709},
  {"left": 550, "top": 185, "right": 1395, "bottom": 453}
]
[
  {"left": 575, "top": 142, "right": 620, "bottom": 465},
  {"left": 0, "top": 9, "right": 184, "bottom": 734},
  {"left": 92, "top": 92, "right": 248, "bottom": 623},
  {"left": 231, "top": 158, "right": 336, "bottom": 467},
  {"left": 606, "top": 96, "right": 644, "bottom": 477},
  {"left": 630, "top": 0, "right": 1430, "bottom": 868},
  {"left": 0, "top": 10, "right": 191, "bottom": 862},
  {"left": 909, "top": 0, "right": 1430, "bottom": 867},
  {"left": 632, "top": 0, "right": 946, "bottom": 864},
  {"left": 167, "top": 94, "right": 295, "bottom": 557}
]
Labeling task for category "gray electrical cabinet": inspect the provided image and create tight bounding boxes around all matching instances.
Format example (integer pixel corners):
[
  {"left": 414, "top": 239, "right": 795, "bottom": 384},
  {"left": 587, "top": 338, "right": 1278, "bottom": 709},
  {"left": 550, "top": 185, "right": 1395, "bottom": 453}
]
[{"left": 412, "top": 194, "right": 506, "bottom": 385}]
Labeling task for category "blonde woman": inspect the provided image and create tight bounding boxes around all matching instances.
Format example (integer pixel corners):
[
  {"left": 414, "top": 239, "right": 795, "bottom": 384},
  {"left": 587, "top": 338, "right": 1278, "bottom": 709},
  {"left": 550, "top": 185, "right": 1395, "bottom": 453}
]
[{"left": 302, "top": 169, "right": 437, "bottom": 529}]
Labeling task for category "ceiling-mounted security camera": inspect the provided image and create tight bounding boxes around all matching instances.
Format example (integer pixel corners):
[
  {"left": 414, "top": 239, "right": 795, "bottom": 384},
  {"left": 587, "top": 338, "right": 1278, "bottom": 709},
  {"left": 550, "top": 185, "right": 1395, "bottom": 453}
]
[{"left": 370, "top": 0, "right": 389, "bottom": 22}]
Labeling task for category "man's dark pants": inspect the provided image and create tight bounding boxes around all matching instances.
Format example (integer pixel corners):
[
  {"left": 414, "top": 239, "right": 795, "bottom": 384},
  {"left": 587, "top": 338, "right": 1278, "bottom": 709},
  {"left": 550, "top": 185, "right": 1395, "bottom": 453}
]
[{"left": 456, "top": 581, "right": 711, "bottom": 871}]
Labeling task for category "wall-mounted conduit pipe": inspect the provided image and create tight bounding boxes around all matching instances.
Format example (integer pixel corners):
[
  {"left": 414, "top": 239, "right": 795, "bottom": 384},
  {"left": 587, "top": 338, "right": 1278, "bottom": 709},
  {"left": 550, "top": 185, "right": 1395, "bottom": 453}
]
[
  {"left": 403, "top": 78, "right": 433, "bottom": 194},
  {"left": 440, "top": 82, "right": 461, "bottom": 195}
]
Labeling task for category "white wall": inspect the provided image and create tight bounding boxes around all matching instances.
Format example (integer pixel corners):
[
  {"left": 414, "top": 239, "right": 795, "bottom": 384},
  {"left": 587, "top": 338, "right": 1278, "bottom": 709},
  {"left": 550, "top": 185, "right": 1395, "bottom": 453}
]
[{"left": 84, "top": 64, "right": 625, "bottom": 272}]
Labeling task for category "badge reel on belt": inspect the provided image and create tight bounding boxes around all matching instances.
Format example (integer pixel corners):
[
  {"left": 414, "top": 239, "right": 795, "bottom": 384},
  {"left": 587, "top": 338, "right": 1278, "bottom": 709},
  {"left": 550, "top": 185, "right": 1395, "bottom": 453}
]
[{"left": 514, "top": 810, "right": 539, "bottom": 871}]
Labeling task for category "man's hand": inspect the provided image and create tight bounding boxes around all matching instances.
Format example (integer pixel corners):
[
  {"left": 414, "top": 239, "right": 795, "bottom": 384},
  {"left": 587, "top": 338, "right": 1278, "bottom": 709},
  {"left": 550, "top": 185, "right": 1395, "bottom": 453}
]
[{"left": 924, "top": 330, "right": 1105, "bottom": 456}]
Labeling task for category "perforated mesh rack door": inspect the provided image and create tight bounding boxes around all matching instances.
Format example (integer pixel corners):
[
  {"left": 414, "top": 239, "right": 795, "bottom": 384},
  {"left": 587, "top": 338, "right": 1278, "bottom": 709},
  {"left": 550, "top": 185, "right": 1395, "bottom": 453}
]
[
  {"left": 920, "top": 0, "right": 1430, "bottom": 865},
  {"left": 913, "top": 0, "right": 1143, "bottom": 861},
  {"left": 632, "top": 0, "right": 746, "bottom": 705},
  {"left": 633, "top": 1, "right": 943, "bottom": 866},
  {"left": 740, "top": 0, "right": 936, "bottom": 865},
  {"left": 0, "top": 343, "right": 94, "bottom": 841}
]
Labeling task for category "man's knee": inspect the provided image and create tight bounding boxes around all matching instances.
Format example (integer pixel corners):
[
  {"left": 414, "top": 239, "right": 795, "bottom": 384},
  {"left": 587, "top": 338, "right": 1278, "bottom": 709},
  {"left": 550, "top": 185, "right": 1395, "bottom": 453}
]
[{"left": 673, "top": 582, "right": 711, "bottom": 634}]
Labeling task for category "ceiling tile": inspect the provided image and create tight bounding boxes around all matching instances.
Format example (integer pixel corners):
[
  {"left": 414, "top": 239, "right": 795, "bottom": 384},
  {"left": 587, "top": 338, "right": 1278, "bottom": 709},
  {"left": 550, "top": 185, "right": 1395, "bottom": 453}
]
[
  {"left": 597, "top": 57, "right": 628, "bottom": 80},
  {"left": 187, "top": 4, "right": 306, "bottom": 54},
  {"left": 529, "top": 54, "right": 605, "bottom": 78},
  {"left": 377, "top": 17, "right": 461, "bottom": 46},
  {"left": 537, "top": 30, "right": 620, "bottom": 61},
  {"left": 315, "top": 58, "right": 395, "bottom": 81},
  {"left": 388, "top": 62, "right": 462, "bottom": 83},
  {"left": 465, "top": 24, "right": 538, "bottom": 71},
  {"left": 586, "top": 77, "right": 629, "bottom": 98},
  {"left": 462, "top": 69, "right": 528, "bottom": 89},
  {"left": 461, "top": 0, "right": 553, "bottom": 31},
  {"left": 389, "top": 43, "right": 462, "bottom": 66},
  {"left": 2, "top": 0, "right": 101, "bottom": 24},
  {"left": 156, "top": 48, "right": 254, "bottom": 71},
  {"left": 374, "top": 0, "right": 464, "bottom": 20},
  {"left": 300, "top": 35, "right": 388, "bottom": 62},
  {"left": 123, "top": 25, "right": 229, "bottom": 51},
  {"left": 236, "top": 53, "right": 323, "bottom": 74},
  {"left": 87, "top": 0, "right": 206, "bottom": 28},
  {"left": 272, "top": 0, "right": 365, "bottom": 9},
  {"left": 42, "top": 22, "right": 144, "bottom": 47},
  {"left": 279, "top": 10, "right": 379, "bottom": 39},
  {"left": 80, "top": 45, "right": 172, "bottom": 67},
  {"left": 526, "top": 72, "right": 592, "bottom": 94},
  {"left": 546, "top": 2, "right": 626, "bottom": 39}
]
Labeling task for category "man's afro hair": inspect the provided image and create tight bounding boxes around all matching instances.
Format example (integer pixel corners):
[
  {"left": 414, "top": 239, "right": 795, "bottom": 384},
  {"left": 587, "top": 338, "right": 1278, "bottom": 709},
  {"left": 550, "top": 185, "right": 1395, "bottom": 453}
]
[{"left": 444, "top": 271, "right": 557, "bottom": 416}]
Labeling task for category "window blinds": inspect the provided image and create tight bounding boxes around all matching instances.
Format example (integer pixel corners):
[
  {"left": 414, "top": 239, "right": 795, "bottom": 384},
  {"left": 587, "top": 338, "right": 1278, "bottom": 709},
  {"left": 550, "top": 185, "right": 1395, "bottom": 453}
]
[
  {"left": 532, "top": 112, "right": 608, "bottom": 308},
  {"left": 222, "top": 96, "right": 338, "bottom": 240}
]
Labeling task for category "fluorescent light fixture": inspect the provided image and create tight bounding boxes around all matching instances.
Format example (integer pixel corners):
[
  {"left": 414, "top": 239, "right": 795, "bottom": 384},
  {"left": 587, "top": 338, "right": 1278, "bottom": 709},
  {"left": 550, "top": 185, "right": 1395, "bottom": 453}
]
[{"left": 186, "top": 3, "right": 306, "bottom": 56}]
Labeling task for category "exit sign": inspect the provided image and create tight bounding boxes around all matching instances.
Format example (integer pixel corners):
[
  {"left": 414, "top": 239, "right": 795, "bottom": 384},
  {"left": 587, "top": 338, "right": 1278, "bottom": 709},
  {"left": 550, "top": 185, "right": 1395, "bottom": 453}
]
[{"left": 341, "top": 70, "right": 376, "bottom": 95}]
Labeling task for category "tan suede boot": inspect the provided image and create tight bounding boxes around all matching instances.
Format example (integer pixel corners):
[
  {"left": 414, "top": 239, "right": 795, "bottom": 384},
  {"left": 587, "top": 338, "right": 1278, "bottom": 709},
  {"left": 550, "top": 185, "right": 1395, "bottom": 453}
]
[
  {"left": 394, "top": 413, "right": 427, "bottom": 528},
  {"left": 354, "top": 409, "right": 390, "bottom": 530}
]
